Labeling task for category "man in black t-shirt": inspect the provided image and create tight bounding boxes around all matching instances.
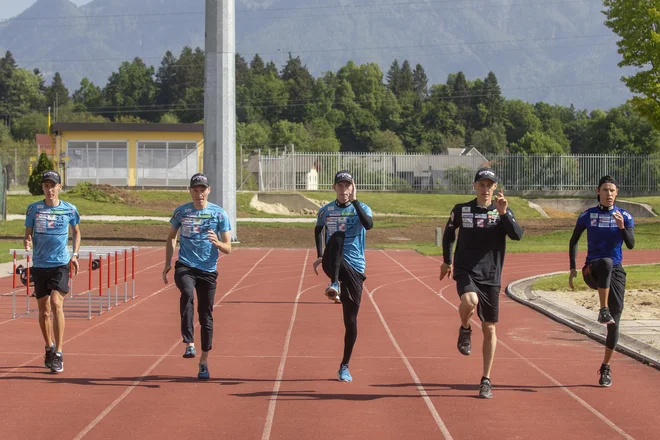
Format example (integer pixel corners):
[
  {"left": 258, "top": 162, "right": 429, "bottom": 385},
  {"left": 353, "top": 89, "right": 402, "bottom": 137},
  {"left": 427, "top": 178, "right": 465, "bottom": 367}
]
[{"left": 440, "top": 167, "right": 523, "bottom": 399}]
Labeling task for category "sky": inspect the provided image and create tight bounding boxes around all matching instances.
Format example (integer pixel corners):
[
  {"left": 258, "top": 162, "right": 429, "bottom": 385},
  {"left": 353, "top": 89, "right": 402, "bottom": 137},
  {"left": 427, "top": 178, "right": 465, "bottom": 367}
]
[{"left": 0, "top": 0, "right": 90, "bottom": 21}]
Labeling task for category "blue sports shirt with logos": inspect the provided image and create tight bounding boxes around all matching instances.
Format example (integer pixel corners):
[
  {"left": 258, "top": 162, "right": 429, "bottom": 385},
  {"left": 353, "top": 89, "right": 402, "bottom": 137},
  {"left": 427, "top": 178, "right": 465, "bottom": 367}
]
[
  {"left": 25, "top": 200, "right": 80, "bottom": 268},
  {"left": 170, "top": 202, "right": 231, "bottom": 272},
  {"left": 572, "top": 205, "right": 634, "bottom": 268},
  {"left": 316, "top": 201, "right": 372, "bottom": 273}
]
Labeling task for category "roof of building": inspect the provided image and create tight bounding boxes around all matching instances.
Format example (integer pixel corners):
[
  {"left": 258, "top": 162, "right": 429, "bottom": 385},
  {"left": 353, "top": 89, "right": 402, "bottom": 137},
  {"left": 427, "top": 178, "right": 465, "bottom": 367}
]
[{"left": 50, "top": 122, "right": 204, "bottom": 134}]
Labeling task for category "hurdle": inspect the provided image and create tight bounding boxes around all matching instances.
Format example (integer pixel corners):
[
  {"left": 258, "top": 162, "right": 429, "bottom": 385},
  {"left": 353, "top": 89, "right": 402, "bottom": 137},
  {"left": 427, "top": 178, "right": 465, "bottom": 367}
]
[{"left": 8, "top": 246, "right": 139, "bottom": 321}]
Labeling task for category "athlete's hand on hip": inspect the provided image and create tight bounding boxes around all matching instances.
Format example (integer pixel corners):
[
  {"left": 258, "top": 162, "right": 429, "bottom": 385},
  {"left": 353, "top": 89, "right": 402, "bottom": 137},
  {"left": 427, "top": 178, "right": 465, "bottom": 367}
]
[
  {"left": 207, "top": 230, "right": 221, "bottom": 247},
  {"left": 440, "top": 263, "right": 452, "bottom": 280},
  {"left": 313, "top": 258, "right": 322, "bottom": 275},
  {"left": 495, "top": 189, "right": 508, "bottom": 214},
  {"left": 568, "top": 269, "right": 577, "bottom": 290},
  {"left": 24, "top": 235, "right": 32, "bottom": 251},
  {"left": 70, "top": 256, "right": 79, "bottom": 276},
  {"left": 350, "top": 179, "right": 357, "bottom": 202},
  {"left": 613, "top": 210, "right": 625, "bottom": 229},
  {"left": 162, "top": 264, "right": 172, "bottom": 284}
]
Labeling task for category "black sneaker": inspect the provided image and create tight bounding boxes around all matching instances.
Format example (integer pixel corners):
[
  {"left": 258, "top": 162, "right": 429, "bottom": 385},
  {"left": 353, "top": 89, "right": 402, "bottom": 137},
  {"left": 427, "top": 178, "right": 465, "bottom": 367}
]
[
  {"left": 479, "top": 377, "right": 493, "bottom": 399},
  {"left": 457, "top": 326, "right": 472, "bottom": 356},
  {"left": 44, "top": 345, "right": 55, "bottom": 369},
  {"left": 598, "top": 364, "right": 612, "bottom": 387},
  {"left": 597, "top": 307, "right": 615, "bottom": 325},
  {"left": 50, "top": 353, "right": 64, "bottom": 373}
]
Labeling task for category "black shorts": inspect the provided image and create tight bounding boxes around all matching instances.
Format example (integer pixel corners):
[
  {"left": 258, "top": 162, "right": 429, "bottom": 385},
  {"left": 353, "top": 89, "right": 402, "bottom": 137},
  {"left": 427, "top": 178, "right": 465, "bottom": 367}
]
[
  {"left": 455, "top": 273, "right": 500, "bottom": 323},
  {"left": 582, "top": 262, "right": 626, "bottom": 315},
  {"left": 323, "top": 258, "right": 366, "bottom": 306},
  {"left": 32, "top": 265, "right": 70, "bottom": 299}
]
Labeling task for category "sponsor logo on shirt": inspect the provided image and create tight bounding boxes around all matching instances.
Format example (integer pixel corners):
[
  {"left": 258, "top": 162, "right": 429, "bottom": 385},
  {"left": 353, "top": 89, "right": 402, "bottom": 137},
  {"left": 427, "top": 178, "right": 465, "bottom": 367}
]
[
  {"left": 462, "top": 206, "right": 471, "bottom": 213},
  {"left": 476, "top": 218, "right": 485, "bottom": 228}
]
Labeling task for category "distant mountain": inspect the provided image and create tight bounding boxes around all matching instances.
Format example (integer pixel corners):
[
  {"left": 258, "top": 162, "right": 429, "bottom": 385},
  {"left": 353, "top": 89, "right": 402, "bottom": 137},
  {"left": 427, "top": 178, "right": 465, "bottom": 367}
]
[{"left": 0, "top": 0, "right": 632, "bottom": 110}]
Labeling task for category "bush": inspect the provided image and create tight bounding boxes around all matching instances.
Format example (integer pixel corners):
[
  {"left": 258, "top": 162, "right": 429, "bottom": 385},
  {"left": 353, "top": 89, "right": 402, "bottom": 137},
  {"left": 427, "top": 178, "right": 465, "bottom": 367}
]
[{"left": 28, "top": 153, "right": 56, "bottom": 195}]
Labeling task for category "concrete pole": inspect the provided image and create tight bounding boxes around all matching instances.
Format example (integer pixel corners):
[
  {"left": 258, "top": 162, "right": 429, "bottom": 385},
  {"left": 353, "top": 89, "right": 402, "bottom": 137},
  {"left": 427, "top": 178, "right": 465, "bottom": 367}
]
[{"left": 204, "top": 0, "right": 237, "bottom": 240}]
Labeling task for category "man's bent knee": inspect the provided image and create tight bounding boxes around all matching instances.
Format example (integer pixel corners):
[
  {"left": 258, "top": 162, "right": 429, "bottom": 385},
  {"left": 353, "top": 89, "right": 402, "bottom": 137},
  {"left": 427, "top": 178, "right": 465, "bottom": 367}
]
[{"left": 460, "top": 292, "right": 479, "bottom": 308}]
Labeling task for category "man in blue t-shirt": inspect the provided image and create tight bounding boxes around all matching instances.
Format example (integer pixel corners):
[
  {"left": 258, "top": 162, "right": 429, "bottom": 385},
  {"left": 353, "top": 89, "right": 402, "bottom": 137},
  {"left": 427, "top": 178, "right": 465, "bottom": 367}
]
[
  {"left": 24, "top": 170, "right": 81, "bottom": 374},
  {"left": 163, "top": 173, "right": 232, "bottom": 380},
  {"left": 568, "top": 175, "right": 635, "bottom": 388},
  {"left": 314, "top": 170, "right": 373, "bottom": 382}
]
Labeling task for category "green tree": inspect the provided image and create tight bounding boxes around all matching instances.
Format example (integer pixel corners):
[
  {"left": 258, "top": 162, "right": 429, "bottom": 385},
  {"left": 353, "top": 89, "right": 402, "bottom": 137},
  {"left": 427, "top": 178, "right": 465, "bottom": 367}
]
[
  {"left": 280, "top": 54, "right": 315, "bottom": 123},
  {"left": 470, "top": 123, "right": 508, "bottom": 154},
  {"left": 103, "top": 58, "right": 157, "bottom": 121},
  {"left": 11, "top": 111, "right": 48, "bottom": 141},
  {"left": 72, "top": 77, "right": 104, "bottom": 112},
  {"left": 155, "top": 51, "right": 179, "bottom": 114},
  {"left": 28, "top": 153, "right": 56, "bottom": 195},
  {"left": 236, "top": 53, "right": 249, "bottom": 87},
  {"left": 45, "top": 72, "right": 70, "bottom": 110},
  {"left": 249, "top": 54, "right": 265, "bottom": 75},
  {"left": 386, "top": 60, "right": 401, "bottom": 96},
  {"left": 510, "top": 131, "right": 565, "bottom": 154},
  {"left": 398, "top": 60, "right": 413, "bottom": 95},
  {"left": 412, "top": 63, "right": 428, "bottom": 99},
  {"left": 369, "top": 129, "right": 405, "bottom": 152},
  {"left": 603, "top": 1, "right": 660, "bottom": 129}
]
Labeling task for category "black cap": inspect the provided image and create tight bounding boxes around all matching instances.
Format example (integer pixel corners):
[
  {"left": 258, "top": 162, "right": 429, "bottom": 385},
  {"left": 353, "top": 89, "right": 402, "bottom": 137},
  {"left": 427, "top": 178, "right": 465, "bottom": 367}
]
[
  {"left": 474, "top": 167, "right": 498, "bottom": 183},
  {"left": 42, "top": 170, "right": 61, "bottom": 184},
  {"left": 190, "top": 173, "right": 209, "bottom": 188},
  {"left": 334, "top": 170, "right": 353, "bottom": 184}
]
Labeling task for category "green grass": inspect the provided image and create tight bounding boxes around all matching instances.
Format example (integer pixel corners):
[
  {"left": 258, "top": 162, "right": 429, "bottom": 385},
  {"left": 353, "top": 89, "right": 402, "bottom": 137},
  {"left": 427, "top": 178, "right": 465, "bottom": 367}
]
[
  {"left": 299, "top": 191, "right": 542, "bottom": 218},
  {"left": 8, "top": 190, "right": 543, "bottom": 219},
  {"left": 0, "top": 241, "right": 25, "bottom": 263},
  {"left": 391, "top": 221, "right": 660, "bottom": 255},
  {"left": 532, "top": 264, "right": 660, "bottom": 291},
  {"left": 625, "top": 196, "right": 660, "bottom": 215}
]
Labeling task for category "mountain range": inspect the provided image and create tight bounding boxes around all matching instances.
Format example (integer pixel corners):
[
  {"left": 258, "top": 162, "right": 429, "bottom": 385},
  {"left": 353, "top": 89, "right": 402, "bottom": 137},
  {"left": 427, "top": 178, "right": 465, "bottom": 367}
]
[{"left": 0, "top": 0, "right": 632, "bottom": 110}]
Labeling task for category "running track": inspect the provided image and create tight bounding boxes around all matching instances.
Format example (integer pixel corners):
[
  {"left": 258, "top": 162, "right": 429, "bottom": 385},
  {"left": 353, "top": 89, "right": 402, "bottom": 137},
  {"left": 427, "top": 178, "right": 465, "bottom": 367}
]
[{"left": 1, "top": 248, "right": 659, "bottom": 440}]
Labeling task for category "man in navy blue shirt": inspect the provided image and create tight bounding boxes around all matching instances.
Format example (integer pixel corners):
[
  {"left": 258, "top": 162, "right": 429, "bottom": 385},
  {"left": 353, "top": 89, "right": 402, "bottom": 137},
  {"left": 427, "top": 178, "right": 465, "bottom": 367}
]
[
  {"left": 314, "top": 171, "right": 373, "bottom": 382},
  {"left": 163, "top": 173, "right": 232, "bottom": 380},
  {"left": 569, "top": 175, "right": 634, "bottom": 387},
  {"left": 24, "top": 170, "right": 81, "bottom": 373},
  {"left": 440, "top": 167, "right": 523, "bottom": 398}
]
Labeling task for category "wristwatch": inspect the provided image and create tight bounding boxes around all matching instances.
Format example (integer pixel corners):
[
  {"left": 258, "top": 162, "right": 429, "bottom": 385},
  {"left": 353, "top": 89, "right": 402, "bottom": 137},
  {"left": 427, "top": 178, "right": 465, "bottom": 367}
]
[{"left": 72, "top": 253, "right": 79, "bottom": 258}]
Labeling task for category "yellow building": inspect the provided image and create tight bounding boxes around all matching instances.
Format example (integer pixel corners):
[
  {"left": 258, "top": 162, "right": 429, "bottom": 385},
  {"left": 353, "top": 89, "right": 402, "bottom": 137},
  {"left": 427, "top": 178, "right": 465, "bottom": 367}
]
[{"left": 50, "top": 123, "right": 204, "bottom": 187}]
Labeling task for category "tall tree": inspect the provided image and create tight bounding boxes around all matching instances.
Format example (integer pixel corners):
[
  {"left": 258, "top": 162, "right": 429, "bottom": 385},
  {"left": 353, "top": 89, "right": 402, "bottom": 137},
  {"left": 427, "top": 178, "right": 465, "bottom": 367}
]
[
  {"left": 103, "top": 57, "right": 157, "bottom": 121},
  {"left": 412, "top": 63, "right": 428, "bottom": 99},
  {"left": 280, "top": 54, "right": 315, "bottom": 123},
  {"left": 386, "top": 60, "right": 401, "bottom": 96},
  {"left": 603, "top": 0, "right": 660, "bottom": 129},
  {"left": 0, "top": 51, "right": 18, "bottom": 119},
  {"left": 249, "top": 54, "right": 265, "bottom": 75},
  {"left": 72, "top": 77, "right": 104, "bottom": 112},
  {"left": 236, "top": 53, "right": 249, "bottom": 87},
  {"left": 45, "top": 72, "right": 70, "bottom": 110},
  {"left": 155, "top": 51, "right": 179, "bottom": 113},
  {"left": 483, "top": 71, "right": 504, "bottom": 126},
  {"left": 398, "top": 60, "right": 414, "bottom": 95}
]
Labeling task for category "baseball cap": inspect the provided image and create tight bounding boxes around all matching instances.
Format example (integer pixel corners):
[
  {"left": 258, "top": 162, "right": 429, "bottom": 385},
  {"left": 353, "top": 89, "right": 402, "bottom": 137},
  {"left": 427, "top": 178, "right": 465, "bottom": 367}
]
[
  {"left": 190, "top": 173, "right": 209, "bottom": 188},
  {"left": 474, "top": 167, "right": 498, "bottom": 183},
  {"left": 334, "top": 170, "right": 353, "bottom": 184},
  {"left": 42, "top": 170, "right": 61, "bottom": 184}
]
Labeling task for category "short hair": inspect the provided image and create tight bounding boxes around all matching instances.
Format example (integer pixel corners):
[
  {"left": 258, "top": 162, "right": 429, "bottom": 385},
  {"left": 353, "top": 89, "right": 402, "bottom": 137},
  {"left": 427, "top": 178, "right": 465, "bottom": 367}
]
[{"left": 597, "top": 175, "right": 618, "bottom": 202}]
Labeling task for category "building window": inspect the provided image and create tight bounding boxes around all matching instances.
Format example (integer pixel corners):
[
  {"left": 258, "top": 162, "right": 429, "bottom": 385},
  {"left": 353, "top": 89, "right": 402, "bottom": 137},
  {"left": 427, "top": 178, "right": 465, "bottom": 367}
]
[
  {"left": 67, "top": 141, "right": 129, "bottom": 186},
  {"left": 137, "top": 141, "right": 198, "bottom": 186}
]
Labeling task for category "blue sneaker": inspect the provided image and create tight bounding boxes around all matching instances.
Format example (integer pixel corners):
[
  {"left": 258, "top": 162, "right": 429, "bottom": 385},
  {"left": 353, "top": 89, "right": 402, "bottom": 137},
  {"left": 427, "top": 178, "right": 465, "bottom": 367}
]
[
  {"left": 337, "top": 364, "right": 352, "bottom": 382},
  {"left": 198, "top": 363, "right": 210, "bottom": 380},
  {"left": 183, "top": 346, "right": 196, "bottom": 358},
  {"left": 325, "top": 282, "right": 340, "bottom": 300}
]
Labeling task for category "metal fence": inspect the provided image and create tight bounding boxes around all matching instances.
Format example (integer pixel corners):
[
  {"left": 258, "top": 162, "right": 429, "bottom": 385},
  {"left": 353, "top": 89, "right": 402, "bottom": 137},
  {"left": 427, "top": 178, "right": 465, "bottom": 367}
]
[{"left": 247, "top": 152, "right": 660, "bottom": 195}]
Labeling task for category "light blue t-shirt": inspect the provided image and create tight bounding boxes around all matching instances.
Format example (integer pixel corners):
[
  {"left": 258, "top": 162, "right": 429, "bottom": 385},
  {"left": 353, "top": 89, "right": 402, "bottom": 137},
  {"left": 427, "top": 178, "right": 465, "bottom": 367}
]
[
  {"left": 170, "top": 202, "right": 231, "bottom": 273},
  {"left": 316, "top": 201, "right": 372, "bottom": 273},
  {"left": 25, "top": 200, "right": 80, "bottom": 268}
]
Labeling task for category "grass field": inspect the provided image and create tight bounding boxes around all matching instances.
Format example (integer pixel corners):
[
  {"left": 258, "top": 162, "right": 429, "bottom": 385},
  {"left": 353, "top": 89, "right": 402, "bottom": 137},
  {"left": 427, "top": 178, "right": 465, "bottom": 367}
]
[{"left": 531, "top": 264, "right": 660, "bottom": 291}]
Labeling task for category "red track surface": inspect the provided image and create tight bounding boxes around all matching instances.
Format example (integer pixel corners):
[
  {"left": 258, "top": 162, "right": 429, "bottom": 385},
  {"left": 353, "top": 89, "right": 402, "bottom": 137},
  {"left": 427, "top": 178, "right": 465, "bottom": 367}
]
[{"left": 1, "top": 247, "right": 659, "bottom": 440}]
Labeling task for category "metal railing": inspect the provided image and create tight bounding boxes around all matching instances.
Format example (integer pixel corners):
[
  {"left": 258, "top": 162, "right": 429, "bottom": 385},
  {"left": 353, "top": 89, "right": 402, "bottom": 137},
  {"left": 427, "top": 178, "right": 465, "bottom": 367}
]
[{"left": 247, "top": 151, "right": 660, "bottom": 194}]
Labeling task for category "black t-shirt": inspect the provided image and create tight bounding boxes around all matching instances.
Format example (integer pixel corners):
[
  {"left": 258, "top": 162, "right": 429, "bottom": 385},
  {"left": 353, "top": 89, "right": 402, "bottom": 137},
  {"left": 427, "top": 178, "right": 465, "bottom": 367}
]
[{"left": 442, "top": 199, "right": 524, "bottom": 286}]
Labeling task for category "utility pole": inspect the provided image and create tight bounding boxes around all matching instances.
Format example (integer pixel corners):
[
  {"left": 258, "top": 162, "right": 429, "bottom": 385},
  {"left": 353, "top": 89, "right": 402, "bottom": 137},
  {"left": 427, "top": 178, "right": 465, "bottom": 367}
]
[{"left": 204, "top": 0, "right": 237, "bottom": 241}]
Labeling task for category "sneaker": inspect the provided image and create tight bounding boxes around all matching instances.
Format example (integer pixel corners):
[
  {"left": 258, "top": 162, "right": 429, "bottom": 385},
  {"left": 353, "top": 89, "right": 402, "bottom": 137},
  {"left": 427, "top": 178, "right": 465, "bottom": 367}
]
[
  {"left": 183, "top": 346, "right": 196, "bottom": 358},
  {"left": 333, "top": 295, "right": 341, "bottom": 304},
  {"left": 597, "top": 308, "right": 615, "bottom": 325},
  {"left": 325, "top": 282, "right": 340, "bottom": 300},
  {"left": 337, "top": 364, "right": 352, "bottom": 382},
  {"left": 598, "top": 364, "right": 612, "bottom": 387},
  {"left": 44, "top": 345, "right": 55, "bottom": 369},
  {"left": 198, "top": 363, "right": 210, "bottom": 380},
  {"left": 457, "top": 325, "right": 472, "bottom": 356},
  {"left": 479, "top": 377, "right": 493, "bottom": 399},
  {"left": 50, "top": 353, "right": 64, "bottom": 373}
]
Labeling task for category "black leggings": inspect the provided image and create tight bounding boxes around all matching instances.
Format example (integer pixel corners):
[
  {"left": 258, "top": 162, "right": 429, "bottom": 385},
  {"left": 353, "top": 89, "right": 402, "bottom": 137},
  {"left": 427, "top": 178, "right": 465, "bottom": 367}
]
[
  {"left": 174, "top": 261, "right": 218, "bottom": 352},
  {"left": 582, "top": 258, "right": 626, "bottom": 350},
  {"left": 322, "top": 231, "right": 366, "bottom": 366}
]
